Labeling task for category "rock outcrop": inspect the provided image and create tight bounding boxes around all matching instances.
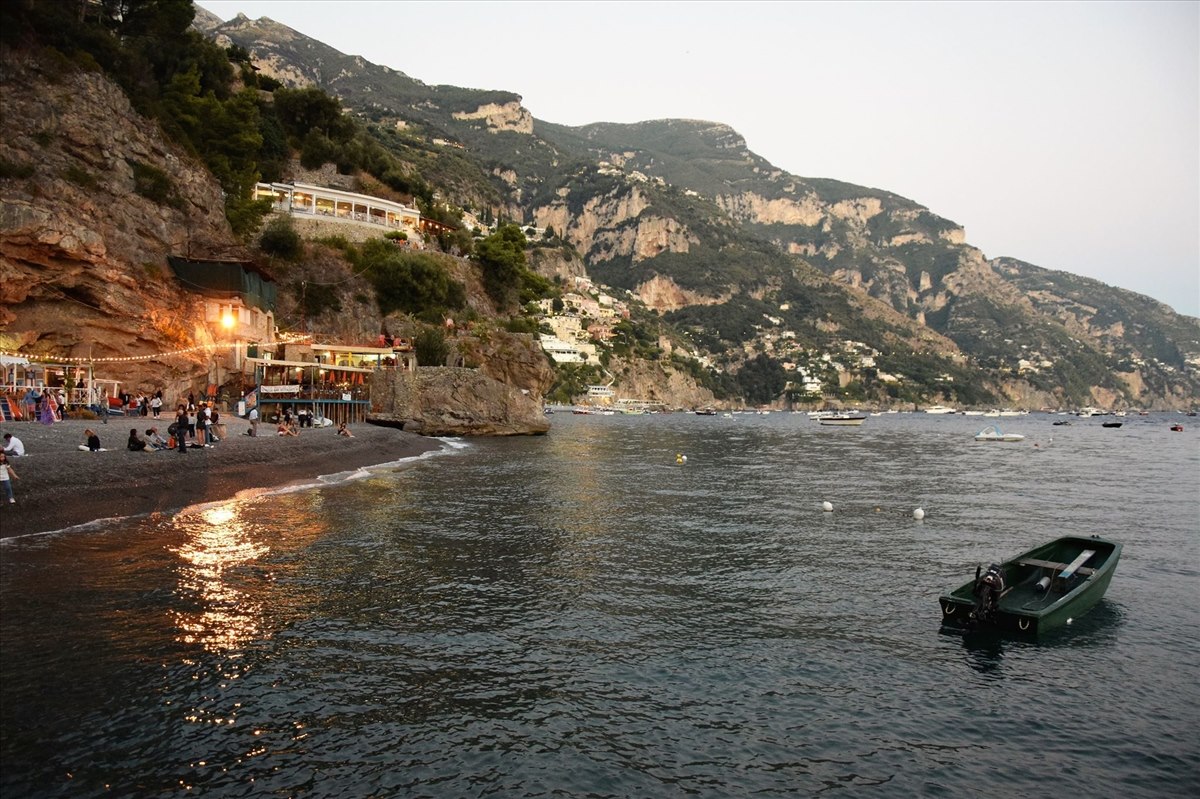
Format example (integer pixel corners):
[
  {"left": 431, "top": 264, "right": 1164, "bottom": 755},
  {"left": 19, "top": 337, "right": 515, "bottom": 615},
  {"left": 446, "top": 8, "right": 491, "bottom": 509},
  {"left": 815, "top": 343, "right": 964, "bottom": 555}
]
[
  {"left": 369, "top": 367, "right": 549, "bottom": 436},
  {"left": 455, "top": 330, "right": 556, "bottom": 398},
  {"left": 452, "top": 101, "right": 534, "bottom": 135}
]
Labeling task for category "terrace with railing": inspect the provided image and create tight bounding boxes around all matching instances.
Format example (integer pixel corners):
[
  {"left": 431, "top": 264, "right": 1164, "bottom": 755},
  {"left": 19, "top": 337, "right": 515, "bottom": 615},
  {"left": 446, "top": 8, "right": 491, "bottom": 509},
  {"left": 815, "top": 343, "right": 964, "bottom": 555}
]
[{"left": 255, "top": 182, "right": 423, "bottom": 234}]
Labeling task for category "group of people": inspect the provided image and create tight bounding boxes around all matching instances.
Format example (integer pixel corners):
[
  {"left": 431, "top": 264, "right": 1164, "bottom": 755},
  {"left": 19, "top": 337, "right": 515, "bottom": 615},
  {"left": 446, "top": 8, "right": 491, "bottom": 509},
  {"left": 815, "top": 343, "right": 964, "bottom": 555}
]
[
  {"left": 0, "top": 402, "right": 362, "bottom": 507},
  {"left": 13, "top": 387, "right": 66, "bottom": 424},
  {"left": 168, "top": 400, "right": 223, "bottom": 453},
  {"left": 115, "top": 390, "right": 166, "bottom": 419},
  {"left": 125, "top": 427, "right": 170, "bottom": 451},
  {"left": 71, "top": 397, "right": 226, "bottom": 454},
  {"left": 272, "top": 406, "right": 321, "bottom": 437}
]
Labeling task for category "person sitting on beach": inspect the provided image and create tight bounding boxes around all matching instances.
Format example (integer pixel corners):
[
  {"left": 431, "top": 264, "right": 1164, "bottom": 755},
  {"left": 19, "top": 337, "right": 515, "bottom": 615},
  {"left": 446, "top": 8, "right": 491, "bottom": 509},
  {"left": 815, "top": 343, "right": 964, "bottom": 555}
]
[
  {"left": 78, "top": 429, "right": 103, "bottom": 452},
  {"left": 2, "top": 433, "right": 25, "bottom": 456},
  {"left": 127, "top": 428, "right": 147, "bottom": 451},
  {"left": 145, "top": 428, "right": 169, "bottom": 450},
  {"left": 277, "top": 421, "right": 299, "bottom": 437},
  {"left": 337, "top": 422, "right": 354, "bottom": 438}
]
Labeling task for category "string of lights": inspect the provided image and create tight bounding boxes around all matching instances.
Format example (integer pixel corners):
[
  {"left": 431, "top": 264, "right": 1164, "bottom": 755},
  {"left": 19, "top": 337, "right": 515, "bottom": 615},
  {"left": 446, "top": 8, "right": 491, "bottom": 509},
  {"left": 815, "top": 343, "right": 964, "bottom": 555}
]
[{"left": 0, "top": 332, "right": 312, "bottom": 365}]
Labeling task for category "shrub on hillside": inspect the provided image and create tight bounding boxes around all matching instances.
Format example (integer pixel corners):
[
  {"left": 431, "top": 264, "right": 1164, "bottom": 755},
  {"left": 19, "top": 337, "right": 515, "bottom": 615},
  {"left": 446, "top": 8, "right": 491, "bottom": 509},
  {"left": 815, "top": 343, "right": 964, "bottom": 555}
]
[
  {"left": 259, "top": 217, "right": 303, "bottom": 260},
  {"left": 414, "top": 328, "right": 450, "bottom": 367}
]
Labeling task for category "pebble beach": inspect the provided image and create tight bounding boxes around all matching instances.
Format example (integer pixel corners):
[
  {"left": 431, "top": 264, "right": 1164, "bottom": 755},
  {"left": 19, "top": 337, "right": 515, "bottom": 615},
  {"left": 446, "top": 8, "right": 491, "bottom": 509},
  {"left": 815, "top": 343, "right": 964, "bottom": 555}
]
[{"left": 0, "top": 416, "right": 440, "bottom": 539}]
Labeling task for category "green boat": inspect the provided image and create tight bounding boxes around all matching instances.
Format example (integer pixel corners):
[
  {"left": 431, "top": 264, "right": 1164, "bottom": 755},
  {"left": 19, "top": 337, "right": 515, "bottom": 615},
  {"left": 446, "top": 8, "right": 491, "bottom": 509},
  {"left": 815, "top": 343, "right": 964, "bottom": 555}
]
[{"left": 939, "top": 535, "right": 1121, "bottom": 636}]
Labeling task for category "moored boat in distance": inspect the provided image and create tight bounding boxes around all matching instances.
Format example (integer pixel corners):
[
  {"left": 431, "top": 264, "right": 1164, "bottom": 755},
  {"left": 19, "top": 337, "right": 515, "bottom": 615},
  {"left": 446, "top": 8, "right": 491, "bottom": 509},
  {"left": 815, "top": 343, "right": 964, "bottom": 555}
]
[
  {"left": 924, "top": 405, "right": 958, "bottom": 414},
  {"left": 939, "top": 535, "right": 1121, "bottom": 637},
  {"left": 818, "top": 413, "right": 867, "bottom": 426}
]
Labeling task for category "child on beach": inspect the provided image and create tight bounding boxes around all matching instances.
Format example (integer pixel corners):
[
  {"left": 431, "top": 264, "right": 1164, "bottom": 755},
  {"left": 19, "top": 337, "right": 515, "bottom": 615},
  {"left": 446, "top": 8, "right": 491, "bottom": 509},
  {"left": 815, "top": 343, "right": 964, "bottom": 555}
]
[
  {"left": 0, "top": 452, "right": 19, "bottom": 503},
  {"left": 337, "top": 422, "right": 354, "bottom": 437}
]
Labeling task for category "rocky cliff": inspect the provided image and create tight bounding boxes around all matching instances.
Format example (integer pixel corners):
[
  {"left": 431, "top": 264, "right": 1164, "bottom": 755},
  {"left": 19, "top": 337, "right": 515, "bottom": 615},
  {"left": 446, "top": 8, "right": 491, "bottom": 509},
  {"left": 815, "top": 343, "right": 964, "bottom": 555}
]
[
  {"left": 0, "top": 51, "right": 243, "bottom": 394},
  {"left": 369, "top": 366, "right": 549, "bottom": 436}
]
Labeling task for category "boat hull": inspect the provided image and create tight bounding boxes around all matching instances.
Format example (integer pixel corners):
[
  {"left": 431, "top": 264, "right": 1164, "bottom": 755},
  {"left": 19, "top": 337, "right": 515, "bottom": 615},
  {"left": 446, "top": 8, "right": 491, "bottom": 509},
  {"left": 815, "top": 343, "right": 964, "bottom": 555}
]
[
  {"left": 819, "top": 416, "right": 866, "bottom": 426},
  {"left": 974, "top": 424, "right": 1024, "bottom": 442},
  {"left": 939, "top": 535, "right": 1121, "bottom": 637}
]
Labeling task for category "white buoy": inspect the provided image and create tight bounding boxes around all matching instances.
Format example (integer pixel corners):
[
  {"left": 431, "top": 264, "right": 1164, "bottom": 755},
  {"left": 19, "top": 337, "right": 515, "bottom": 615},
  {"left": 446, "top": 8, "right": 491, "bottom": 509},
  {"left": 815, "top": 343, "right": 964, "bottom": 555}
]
[
  {"left": 913, "top": 508, "right": 925, "bottom": 520},
  {"left": 822, "top": 501, "right": 834, "bottom": 512}
]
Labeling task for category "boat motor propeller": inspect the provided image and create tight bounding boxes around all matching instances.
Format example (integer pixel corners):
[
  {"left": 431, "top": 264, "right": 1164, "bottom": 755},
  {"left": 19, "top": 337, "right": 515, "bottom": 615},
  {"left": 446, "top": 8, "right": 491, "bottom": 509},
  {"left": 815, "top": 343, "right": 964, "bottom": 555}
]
[{"left": 970, "top": 563, "right": 1006, "bottom": 626}]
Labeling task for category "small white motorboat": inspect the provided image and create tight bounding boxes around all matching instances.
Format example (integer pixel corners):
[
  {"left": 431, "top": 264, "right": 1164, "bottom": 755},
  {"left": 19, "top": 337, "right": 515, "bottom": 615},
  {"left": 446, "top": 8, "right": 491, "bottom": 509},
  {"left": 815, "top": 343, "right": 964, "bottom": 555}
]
[
  {"left": 819, "top": 413, "right": 867, "bottom": 426},
  {"left": 974, "top": 425, "right": 1025, "bottom": 442}
]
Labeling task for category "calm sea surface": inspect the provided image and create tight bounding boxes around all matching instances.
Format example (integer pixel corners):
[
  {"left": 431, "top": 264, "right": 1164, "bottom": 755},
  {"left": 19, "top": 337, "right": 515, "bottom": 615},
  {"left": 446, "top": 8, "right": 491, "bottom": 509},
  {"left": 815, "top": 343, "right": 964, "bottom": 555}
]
[{"left": 2, "top": 412, "right": 1198, "bottom": 797}]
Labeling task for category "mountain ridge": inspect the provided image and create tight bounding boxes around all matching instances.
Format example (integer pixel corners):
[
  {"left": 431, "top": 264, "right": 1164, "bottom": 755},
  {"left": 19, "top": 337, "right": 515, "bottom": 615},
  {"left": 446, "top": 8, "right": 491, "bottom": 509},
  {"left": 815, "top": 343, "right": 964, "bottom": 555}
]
[
  {"left": 2, "top": 3, "right": 1194, "bottom": 413},
  {"left": 199, "top": 11, "right": 1199, "bottom": 409}
]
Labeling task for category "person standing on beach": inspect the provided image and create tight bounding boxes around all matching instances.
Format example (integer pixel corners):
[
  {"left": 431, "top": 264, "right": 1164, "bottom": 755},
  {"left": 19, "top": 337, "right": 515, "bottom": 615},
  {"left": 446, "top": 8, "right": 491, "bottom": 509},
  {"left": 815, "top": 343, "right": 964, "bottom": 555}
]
[
  {"left": 0, "top": 452, "right": 19, "bottom": 503},
  {"left": 196, "top": 405, "right": 209, "bottom": 446},
  {"left": 247, "top": 407, "right": 258, "bottom": 437},
  {"left": 150, "top": 392, "right": 162, "bottom": 419},
  {"left": 175, "top": 406, "right": 189, "bottom": 453},
  {"left": 208, "top": 407, "right": 222, "bottom": 443}
]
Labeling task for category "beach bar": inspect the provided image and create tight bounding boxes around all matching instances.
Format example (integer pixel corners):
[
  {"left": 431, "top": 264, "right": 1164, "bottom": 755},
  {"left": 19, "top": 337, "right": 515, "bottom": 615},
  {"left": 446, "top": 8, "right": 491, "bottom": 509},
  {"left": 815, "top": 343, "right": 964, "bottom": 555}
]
[{"left": 244, "top": 341, "right": 417, "bottom": 426}]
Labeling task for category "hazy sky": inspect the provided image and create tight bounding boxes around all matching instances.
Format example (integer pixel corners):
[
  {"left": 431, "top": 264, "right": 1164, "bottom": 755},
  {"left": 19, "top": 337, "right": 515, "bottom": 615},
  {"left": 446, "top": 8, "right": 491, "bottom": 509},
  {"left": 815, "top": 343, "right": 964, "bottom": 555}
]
[{"left": 199, "top": 1, "right": 1199, "bottom": 317}]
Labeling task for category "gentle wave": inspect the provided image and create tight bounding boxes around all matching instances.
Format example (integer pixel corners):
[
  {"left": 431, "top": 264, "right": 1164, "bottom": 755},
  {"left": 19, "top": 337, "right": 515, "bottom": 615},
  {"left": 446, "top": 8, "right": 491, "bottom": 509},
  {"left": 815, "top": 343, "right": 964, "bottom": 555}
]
[{"left": 2, "top": 413, "right": 1197, "bottom": 798}]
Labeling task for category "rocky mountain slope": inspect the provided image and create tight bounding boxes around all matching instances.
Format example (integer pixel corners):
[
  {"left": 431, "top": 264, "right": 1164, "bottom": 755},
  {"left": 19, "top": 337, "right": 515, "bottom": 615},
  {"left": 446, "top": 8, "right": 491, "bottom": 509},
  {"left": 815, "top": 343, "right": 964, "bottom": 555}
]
[
  {"left": 0, "top": 51, "right": 243, "bottom": 392},
  {"left": 203, "top": 11, "right": 1200, "bottom": 409}
]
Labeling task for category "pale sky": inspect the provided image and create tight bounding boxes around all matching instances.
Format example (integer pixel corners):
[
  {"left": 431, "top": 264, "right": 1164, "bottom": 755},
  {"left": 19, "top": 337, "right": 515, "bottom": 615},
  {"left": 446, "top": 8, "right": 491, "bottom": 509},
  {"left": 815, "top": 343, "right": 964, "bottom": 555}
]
[{"left": 199, "top": 1, "right": 1200, "bottom": 317}]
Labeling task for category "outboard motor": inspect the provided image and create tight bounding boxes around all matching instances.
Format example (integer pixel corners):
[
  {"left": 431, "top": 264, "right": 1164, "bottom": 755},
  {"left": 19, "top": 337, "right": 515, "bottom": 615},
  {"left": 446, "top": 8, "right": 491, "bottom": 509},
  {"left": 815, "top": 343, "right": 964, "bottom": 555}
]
[{"left": 970, "top": 563, "right": 1006, "bottom": 624}]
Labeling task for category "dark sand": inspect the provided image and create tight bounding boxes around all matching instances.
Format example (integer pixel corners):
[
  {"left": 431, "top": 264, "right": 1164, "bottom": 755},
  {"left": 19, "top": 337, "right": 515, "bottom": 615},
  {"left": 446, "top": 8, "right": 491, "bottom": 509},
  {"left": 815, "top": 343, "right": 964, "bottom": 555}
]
[{"left": 0, "top": 416, "right": 441, "bottom": 539}]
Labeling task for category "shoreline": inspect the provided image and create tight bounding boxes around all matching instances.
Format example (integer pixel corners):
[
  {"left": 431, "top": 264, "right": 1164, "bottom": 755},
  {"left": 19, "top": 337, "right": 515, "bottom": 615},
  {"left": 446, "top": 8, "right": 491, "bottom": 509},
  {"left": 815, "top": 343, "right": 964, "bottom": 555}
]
[{"left": 0, "top": 417, "right": 443, "bottom": 540}]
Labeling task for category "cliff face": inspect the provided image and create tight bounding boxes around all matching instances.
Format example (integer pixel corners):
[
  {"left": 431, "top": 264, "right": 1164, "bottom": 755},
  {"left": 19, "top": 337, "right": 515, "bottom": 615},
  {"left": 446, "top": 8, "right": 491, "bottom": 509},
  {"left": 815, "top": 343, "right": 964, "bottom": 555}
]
[
  {"left": 452, "top": 101, "right": 534, "bottom": 135},
  {"left": 0, "top": 52, "right": 245, "bottom": 393},
  {"left": 369, "top": 367, "right": 549, "bottom": 436},
  {"left": 455, "top": 330, "right": 556, "bottom": 398}
]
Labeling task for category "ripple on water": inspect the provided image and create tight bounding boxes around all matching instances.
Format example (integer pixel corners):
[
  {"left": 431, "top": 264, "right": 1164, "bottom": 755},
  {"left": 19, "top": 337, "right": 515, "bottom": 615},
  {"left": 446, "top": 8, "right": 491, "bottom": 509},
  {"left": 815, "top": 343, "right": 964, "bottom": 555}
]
[{"left": 2, "top": 414, "right": 1198, "bottom": 797}]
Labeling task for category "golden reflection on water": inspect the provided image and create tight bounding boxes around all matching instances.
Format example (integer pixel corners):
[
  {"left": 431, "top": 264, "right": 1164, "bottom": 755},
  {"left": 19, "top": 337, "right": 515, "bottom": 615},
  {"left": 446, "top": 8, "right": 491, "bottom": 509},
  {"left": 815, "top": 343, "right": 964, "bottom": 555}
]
[{"left": 170, "top": 503, "right": 270, "bottom": 654}]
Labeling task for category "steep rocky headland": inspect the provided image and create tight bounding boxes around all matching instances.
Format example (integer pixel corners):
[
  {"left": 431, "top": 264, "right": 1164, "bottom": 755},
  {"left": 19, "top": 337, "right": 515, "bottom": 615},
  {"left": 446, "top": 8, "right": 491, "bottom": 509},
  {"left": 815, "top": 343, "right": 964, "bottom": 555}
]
[{"left": 0, "top": 50, "right": 553, "bottom": 434}]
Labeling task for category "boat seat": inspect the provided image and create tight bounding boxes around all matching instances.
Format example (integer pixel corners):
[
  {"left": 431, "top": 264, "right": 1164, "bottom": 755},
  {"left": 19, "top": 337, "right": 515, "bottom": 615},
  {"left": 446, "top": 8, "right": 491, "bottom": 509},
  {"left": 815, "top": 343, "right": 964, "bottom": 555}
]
[{"left": 1019, "top": 551, "right": 1097, "bottom": 578}]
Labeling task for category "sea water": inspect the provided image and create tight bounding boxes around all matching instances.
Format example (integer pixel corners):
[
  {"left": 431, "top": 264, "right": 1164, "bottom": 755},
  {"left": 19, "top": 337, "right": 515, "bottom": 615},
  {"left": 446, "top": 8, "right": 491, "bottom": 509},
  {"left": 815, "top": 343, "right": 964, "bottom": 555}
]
[{"left": 2, "top": 412, "right": 1198, "bottom": 797}]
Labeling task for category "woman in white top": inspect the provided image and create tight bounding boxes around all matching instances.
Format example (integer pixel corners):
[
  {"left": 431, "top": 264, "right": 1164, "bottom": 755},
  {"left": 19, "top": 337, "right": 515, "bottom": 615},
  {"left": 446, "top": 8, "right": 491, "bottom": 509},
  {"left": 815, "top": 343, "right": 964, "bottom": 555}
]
[{"left": 0, "top": 453, "right": 19, "bottom": 503}]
